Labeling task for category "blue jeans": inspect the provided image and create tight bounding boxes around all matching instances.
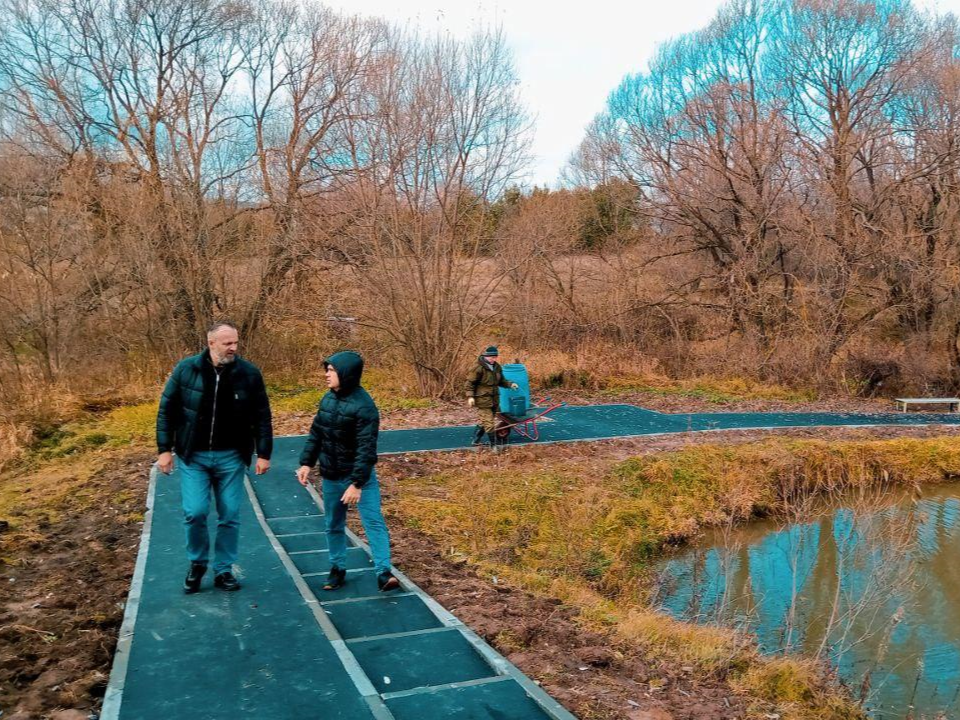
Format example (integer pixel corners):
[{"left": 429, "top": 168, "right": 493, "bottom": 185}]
[
  {"left": 323, "top": 470, "right": 392, "bottom": 575},
  {"left": 179, "top": 450, "right": 247, "bottom": 575}
]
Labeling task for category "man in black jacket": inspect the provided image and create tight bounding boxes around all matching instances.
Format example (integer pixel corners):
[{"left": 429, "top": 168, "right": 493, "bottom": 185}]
[
  {"left": 295, "top": 351, "right": 399, "bottom": 592},
  {"left": 156, "top": 321, "right": 273, "bottom": 594}
]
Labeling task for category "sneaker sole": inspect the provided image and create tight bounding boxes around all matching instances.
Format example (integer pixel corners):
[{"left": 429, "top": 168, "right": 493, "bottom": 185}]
[{"left": 379, "top": 578, "right": 401, "bottom": 592}]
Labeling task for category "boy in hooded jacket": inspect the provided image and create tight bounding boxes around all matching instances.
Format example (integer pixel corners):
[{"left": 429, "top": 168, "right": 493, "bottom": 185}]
[{"left": 295, "top": 351, "right": 400, "bottom": 592}]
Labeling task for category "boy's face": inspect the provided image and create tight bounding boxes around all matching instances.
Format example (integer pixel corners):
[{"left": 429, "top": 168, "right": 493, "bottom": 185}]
[{"left": 325, "top": 364, "right": 340, "bottom": 390}]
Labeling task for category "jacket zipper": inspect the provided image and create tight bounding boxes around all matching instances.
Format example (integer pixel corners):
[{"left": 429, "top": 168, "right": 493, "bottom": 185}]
[{"left": 209, "top": 368, "right": 221, "bottom": 449}]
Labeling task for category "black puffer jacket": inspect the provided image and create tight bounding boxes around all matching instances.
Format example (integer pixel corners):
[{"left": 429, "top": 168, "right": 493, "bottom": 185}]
[
  {"left": 298, "top": 351, "right": 379, "bottom": 488},
  {"left": 156, "top": 350, "right": 273, "bottom": 465}
]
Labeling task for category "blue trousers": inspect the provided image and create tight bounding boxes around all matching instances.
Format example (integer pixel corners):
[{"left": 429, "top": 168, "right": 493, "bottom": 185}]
[
  {"left": 323, "top": 470, "right": 392, "bottom": 575},
  {"left": 179, "top": 450, "right": 247, "bottom": 575}
]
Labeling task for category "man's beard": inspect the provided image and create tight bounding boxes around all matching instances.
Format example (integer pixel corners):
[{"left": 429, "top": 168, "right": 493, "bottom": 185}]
[{"left": 214, "top": 352, "right": 236, "bottom": 366}]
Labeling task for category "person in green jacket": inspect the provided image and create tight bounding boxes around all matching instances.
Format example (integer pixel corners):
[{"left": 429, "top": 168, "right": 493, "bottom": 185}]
[
  {"left": 465, "top": 346, "right": 518, "bottom": 448},
  {"left": 295, "top": 351, "right": 400, "bottom": 592}
]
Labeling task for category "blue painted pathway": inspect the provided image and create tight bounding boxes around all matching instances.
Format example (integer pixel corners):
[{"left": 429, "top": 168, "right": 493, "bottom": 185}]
[
  {"left": 102, "top": 404, "right": 960, "bottom": 719},
  {"left": 373, "top": 404, "right": 960, "bottom": 455}
]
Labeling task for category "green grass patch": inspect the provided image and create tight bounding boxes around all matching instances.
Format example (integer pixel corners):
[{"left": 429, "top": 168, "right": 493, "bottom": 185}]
[
  {"left": 27, "top": 401, "right": 157, "bottom": 462},
  {"left": 268, "top": 384, "right": 325, "bottom": 413},
  {"left": 269, "top": 368, "right": 433, "bottom": 415},
  {"left": 600, "top": 375, "right": 817, "bottom": 403}
]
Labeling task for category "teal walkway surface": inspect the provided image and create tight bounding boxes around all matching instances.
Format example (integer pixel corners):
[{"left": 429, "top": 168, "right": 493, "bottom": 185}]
[
  {"left": 103, "top": 435, "right": 574, "bottom": 720},
  {"left": 103, "top": 404, "right": 960, "bottom": 719},
  {"left": 373, "top": 404, "right": 960, "bottom": 455}
]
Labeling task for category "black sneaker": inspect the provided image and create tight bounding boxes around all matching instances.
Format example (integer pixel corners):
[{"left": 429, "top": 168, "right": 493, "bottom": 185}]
[
  {"left": 214, "top": 571, "right": 241, "bottom": 591},
  {"left": 323, "top": 566, "right": 346, "bottom": 591},
  {"left": 183, "top": 562, "right": 206, "bottom": 594},
  {"left": 377, "top": 571, "right": 400, "bottom": 592}
]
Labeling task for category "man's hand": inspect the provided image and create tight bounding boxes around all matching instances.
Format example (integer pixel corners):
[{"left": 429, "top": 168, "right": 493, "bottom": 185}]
[
  {"left": 296, "top": 465, "right": 312, "bottom": 487},
  {"left": 510, "top": 383, "right": 519, "bottom": 390},
  {"left": 255, "top": 457, "right": 271, "bottom": 475},
  {"left": 157, "top": 452, "right": 174, "bottom": 474},
  {"left": 341, "top": 484, "right": 362, "bottom": 506},
  {"left": 467, "top": 397, "right": 475, "bottom": 407}
]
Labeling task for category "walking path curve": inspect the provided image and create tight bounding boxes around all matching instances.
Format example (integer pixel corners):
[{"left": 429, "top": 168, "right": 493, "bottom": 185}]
[{"left": 102, "top": 404, "right": 960, "bottom": 719}]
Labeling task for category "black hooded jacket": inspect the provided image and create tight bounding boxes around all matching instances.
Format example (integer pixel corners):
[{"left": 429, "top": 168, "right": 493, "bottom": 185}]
[{"left": 298, "top": 351, "right": 379, "bottom": 488}]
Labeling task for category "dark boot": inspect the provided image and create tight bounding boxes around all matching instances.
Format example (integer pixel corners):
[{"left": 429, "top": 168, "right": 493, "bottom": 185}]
[
  {"left": 471, "top": 425, "right": 486, "bottom": 446},
  {"left": 323, "top": 565, "right": 346, "bottom": 591},
  {"left": 487, "top": 431, "right": 501, "bottom": 452},
  {"left": 183, "top": 562, "right": 206, "bottom": 594},
  {"left": 214, "top": 571, "right": 241, "bottom": 591}
]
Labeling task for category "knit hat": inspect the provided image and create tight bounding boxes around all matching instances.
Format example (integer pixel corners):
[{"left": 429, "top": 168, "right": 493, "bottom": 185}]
[{"left": 482, "top": 346, "right": 499, "bottom": 357}]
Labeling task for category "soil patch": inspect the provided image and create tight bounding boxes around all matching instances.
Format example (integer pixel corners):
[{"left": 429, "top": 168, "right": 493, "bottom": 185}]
[
  {"left": 272, "top": 400, "right": 474, "bottom": 436},
  {"left": 0, "top": 451, "right": 152, "bottom": 720}
]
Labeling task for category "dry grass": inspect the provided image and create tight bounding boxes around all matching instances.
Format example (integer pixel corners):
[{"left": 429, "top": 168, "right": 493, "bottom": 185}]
[
  {"left": 732, "top": 658, "right": 864, "bottom": 720},
  {"left": 393, "top": 436, "right": 960, "bottom": 718},
  {"left": 269, "top": 364, "right": 434, "bottom": 414},
  {"left": 618, "top": 608, "right": 749, "bottom": 674},
  {"left": 397, "top": 437, "right": 960, "bottom": 600},
  {"left": 0, "top": 448, "right": 146, "bottom": 559}
]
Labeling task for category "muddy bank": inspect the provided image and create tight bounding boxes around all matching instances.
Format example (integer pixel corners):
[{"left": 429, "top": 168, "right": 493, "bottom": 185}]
[{"left": 0, "top": 451, "right": 152, "bottom": 720}]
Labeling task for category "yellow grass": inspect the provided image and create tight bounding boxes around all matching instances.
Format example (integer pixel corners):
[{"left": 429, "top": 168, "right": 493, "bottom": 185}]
[{"left": 394, "top": 437, "right": 960, "bottom": 718}]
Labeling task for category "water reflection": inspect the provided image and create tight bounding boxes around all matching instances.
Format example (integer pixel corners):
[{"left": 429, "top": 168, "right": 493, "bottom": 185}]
[{"left": 653, "top": 485, "right": 960, "bottom": 718}]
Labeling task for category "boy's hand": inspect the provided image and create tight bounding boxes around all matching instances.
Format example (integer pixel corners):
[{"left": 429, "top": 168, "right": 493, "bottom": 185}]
[
  {"left": 255, "top": 458, "right": 271, "bottom": 475},
  {"left": 341, "top": 485, "right": 362, "bottom": 506},
  {"left": 296, "top": 465, "right": 312, "bottom": 487},
  {"left": 467, "top": 397, "right": 475, "bottom": 407},
  {"left": 510, "top": 383, "right": 519, "bottom": 390},
  {"left": 158, "top": 452, "right": 174, "bottom": 474}
]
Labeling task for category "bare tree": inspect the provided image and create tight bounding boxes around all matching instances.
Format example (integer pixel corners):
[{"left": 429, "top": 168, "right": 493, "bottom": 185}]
[
  {"left": 331, "top": 26, "right": 531, "bottom": 396},
  {"left": 0, "top": 0, "right": 254, "bottom": 350},
  {"left": 238, "top": 4, "right": 387, "bottom": 340}
]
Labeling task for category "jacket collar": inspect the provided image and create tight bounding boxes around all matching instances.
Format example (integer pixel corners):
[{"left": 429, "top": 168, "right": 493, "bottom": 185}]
[{"left": 189, "top": 349, "right": 240, "bottom": 372}]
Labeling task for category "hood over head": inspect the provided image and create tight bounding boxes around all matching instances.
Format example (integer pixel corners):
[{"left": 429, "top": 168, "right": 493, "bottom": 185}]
[{"left": 326, "top": 351, "right": 364, "bottom": 394}]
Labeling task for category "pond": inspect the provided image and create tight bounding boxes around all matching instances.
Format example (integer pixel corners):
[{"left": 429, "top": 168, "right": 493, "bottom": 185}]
[{"left": 653, "top": 483, "right": 960, "bottom": 719}]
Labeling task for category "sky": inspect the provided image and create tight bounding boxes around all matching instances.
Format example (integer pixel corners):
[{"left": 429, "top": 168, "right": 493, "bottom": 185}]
[{"left": 320, "top": 0, "right": 960, "bottom": 188}]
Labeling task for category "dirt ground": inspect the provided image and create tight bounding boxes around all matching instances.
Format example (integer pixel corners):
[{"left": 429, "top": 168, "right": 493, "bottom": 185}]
[
  {"left": 0, "top": 451, "right": 153, "bottom": 720},
  {"left": 2, "top": 399, "right": 960, "bottom": 718}
]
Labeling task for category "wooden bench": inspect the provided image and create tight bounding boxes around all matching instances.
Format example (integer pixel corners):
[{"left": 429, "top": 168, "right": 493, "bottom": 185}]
[{"left": 894, "top": 398, "right": 960, "bottom": 413}]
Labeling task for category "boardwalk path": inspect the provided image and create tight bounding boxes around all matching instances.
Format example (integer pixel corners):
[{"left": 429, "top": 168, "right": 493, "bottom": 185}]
[{"left": 101, "top": 404, "right": 960, "bottom": 719}]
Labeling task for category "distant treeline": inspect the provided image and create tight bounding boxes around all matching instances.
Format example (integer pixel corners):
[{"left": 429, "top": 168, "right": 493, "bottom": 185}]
[{"left": 0, "top": 0, "right": 958, "bottom": 418}]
